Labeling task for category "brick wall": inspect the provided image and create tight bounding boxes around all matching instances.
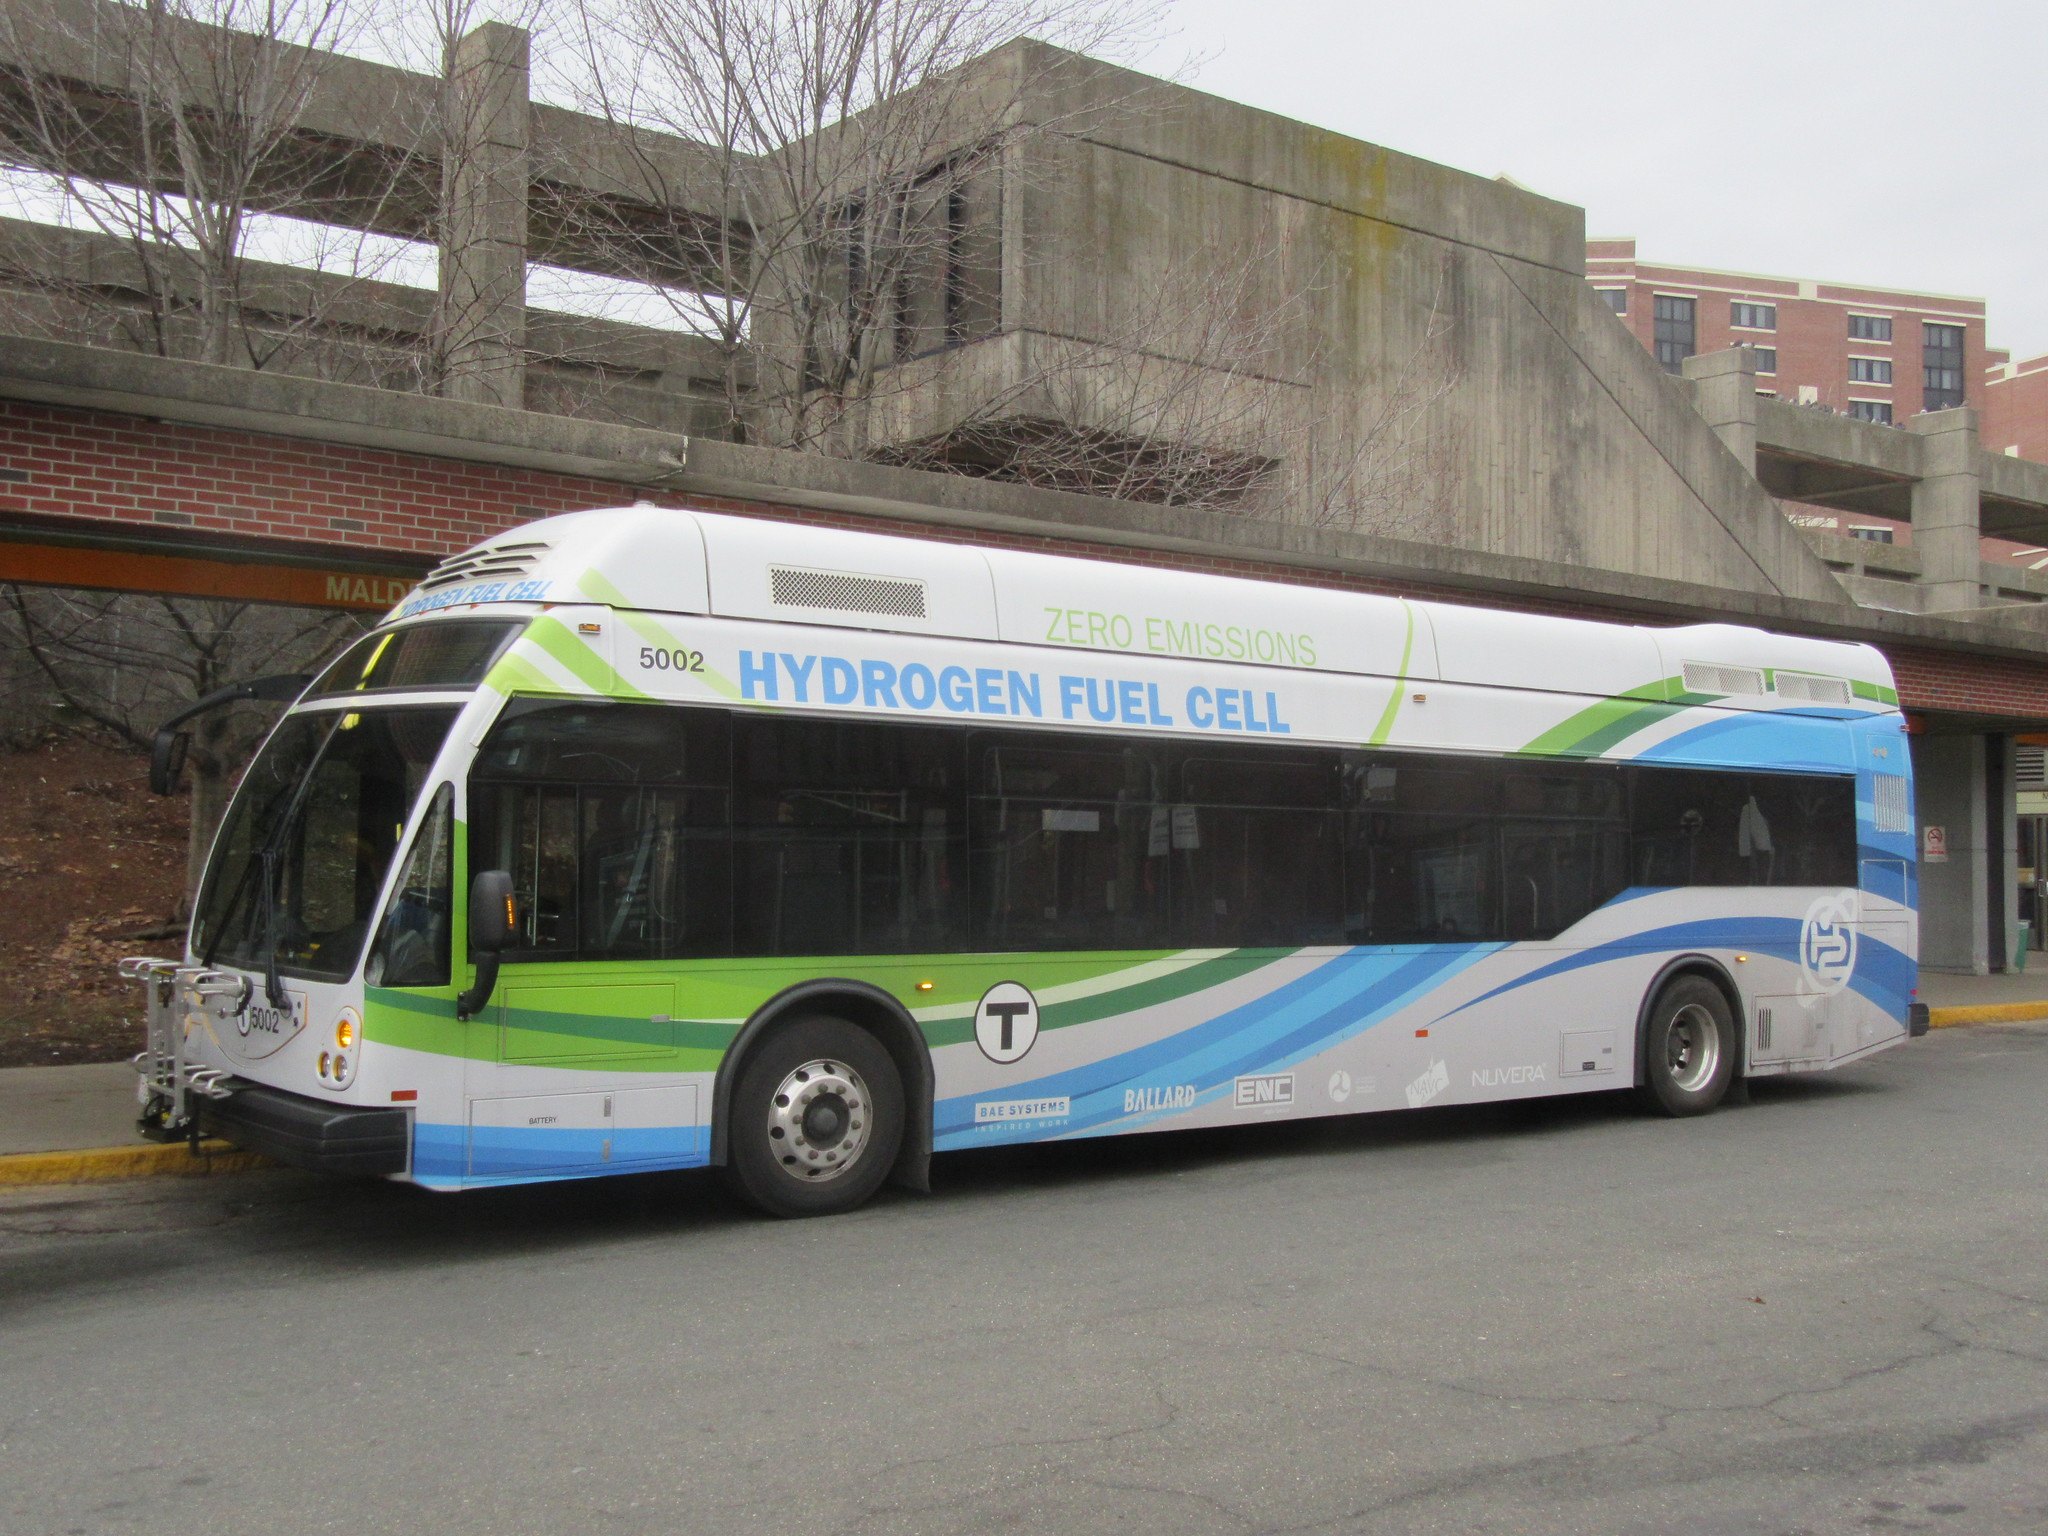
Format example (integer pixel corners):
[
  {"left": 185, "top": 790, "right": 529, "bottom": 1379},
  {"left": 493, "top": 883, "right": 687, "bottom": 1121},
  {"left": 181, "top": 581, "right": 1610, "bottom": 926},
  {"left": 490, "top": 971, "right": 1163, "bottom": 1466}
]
[
  {"left": 1887, "top": 646, "right": 2048, "bottom": 719},
  {"left": 2, "top": 396, "right": 2042, "bottom": 723}
]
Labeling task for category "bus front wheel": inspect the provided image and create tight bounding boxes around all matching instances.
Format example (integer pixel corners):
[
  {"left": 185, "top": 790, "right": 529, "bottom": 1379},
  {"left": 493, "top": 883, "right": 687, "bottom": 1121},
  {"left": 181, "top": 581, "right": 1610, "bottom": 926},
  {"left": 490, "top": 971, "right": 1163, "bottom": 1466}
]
[
  {"left": 1637, "top": 976, "right": 1736, "bottom": 1117},
  {"left": 723, "top": 1016, "right": 904, "bottom": 1218}
]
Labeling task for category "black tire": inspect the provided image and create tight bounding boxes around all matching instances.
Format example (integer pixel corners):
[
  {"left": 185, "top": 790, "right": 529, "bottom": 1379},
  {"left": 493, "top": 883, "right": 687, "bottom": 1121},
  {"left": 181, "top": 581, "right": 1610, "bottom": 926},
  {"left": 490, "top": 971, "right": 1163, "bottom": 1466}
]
[
  {"left": 721, "top": 1016, "right": 903, "bottom": 1218},
  {"left": 1637, "top": 975, "right": 1737, "bottom": 1117}
]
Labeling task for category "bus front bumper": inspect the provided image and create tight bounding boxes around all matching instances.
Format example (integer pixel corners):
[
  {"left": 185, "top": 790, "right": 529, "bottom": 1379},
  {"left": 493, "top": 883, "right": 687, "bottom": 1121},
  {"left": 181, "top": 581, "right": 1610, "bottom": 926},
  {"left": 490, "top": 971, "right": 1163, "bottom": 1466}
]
[{"left": 199, "top": 1082, "right": 410, "bottom": 1177}]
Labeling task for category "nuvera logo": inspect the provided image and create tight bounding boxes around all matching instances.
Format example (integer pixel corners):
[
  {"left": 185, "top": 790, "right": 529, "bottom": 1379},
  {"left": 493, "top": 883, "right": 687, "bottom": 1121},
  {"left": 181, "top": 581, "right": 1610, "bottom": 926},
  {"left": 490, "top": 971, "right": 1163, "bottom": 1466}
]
[
  {"left": 1471, "top": 1065, "right": 1545, "bottom": 1088},
  {"left": 1405, "top": 1059, "right": 1450, "bottom": 1109},
  {"left": 975, "top": 1097, "right": 1070, "bottom": 1124}
]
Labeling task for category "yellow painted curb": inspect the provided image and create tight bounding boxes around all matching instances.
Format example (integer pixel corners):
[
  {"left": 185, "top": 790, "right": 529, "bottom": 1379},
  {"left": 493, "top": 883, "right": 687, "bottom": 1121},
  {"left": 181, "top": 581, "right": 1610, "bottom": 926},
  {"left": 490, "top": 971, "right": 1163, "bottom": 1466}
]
[
  {"left": 1926, "top": 1002, "right": 2048, "bottom": 1028},
  {"left": 0, "top": 1140, "right": 271, "bottom": 1188}
]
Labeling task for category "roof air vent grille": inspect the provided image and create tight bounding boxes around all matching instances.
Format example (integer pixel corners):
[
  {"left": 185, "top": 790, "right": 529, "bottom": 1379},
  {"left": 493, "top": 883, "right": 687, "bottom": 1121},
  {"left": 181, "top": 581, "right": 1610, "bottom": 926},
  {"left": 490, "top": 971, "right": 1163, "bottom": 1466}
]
[
  {"left": 1682, "top": 661, "right": 1766, "bottom": 698},
  {"left": 1773, "top": 672, "right": 1853, "bottom": 706},
  {"left": 417, "top": 539, "right": 552, "bottom": 593},
  {"left": 770, "top": 565, "right": 927, "bottom": 619}
]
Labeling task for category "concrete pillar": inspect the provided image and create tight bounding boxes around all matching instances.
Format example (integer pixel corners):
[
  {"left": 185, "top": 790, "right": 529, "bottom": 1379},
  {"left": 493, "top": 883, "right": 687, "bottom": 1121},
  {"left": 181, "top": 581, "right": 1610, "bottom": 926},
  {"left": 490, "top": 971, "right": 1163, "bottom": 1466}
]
[
  {"left": 1913, "top": 733, "right": 1991, "bottom": 973},
  {"left": 1681, "top": 347, "right": 1758, "bottom": 473},
  {"left": 1909, "top": 407, "right": 1982, "bottom": 612},
  {"left": 438, "top": 22, "right": 529, "bottom": 409}
]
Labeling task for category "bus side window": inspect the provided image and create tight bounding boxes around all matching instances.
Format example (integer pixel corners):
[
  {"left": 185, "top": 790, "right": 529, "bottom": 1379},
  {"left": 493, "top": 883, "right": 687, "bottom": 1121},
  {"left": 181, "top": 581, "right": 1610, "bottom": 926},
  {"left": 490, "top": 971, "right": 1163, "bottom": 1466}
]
[
  {"left": 469, "top": 702, "right": 732, "bottom": 961},
  {"left": 733, "top": 715, "right": 963, "bottom": 957},
  {"left": 366, "top": 785, "right": 454, "bottom": 988},
  {"left": 969, "top": 736, "right": 1168, "bottom": 952},
  {"left": 1499, "top": 766, "right": 1627, "bottom": 940}
]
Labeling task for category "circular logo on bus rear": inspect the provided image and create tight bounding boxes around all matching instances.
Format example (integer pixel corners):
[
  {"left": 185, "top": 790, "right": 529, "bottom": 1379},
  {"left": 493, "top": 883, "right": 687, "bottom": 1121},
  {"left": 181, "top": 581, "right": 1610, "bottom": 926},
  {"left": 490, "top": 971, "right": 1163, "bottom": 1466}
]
[
  {"left": 974, "top": 982, "right": 1040, "bottom": 1064},
  {"left": 1800, "top": 891, "right": 1858, "bottom": 996}
]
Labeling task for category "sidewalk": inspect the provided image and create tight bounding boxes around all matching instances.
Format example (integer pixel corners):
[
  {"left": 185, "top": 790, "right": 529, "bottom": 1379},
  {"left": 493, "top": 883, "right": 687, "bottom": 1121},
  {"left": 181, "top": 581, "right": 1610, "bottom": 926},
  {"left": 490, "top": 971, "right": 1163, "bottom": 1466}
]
[
  {"left": 0, "top": 1060, "right": 265, "bottom": 1185},
  {"left": 4, "top": 971, "right": 2045, "bottom": 1185}
]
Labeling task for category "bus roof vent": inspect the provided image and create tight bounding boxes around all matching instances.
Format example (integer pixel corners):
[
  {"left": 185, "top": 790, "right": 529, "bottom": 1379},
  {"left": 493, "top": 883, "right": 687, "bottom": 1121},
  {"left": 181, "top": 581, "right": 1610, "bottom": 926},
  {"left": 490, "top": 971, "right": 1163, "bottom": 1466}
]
[
  {"left": 770, "top": 565, "right": 928, "bottom": 619},
  {"left": 1773, "top": 671, "right": 1853, "bottom": 706},
  {"left": 1682, "top": 661, "right": 1766, "bottom": 698},
  {"left": 416, "top": 539, "right": 553, "bottom": 594}
]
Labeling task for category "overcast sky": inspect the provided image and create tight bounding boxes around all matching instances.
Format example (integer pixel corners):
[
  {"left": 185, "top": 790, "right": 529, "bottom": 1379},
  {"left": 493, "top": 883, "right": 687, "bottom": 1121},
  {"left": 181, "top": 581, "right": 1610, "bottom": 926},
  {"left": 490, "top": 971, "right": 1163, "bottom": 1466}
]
[{"left": 1144, "top": 0, "right": 2048, "bottom": 359}]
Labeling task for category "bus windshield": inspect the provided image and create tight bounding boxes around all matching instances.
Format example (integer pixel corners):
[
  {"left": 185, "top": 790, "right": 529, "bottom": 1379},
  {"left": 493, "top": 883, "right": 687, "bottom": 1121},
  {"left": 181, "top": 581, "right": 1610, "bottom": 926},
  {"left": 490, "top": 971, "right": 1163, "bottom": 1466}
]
[{"left": 193, "top": 707, "right": 460, "bottom": 983}]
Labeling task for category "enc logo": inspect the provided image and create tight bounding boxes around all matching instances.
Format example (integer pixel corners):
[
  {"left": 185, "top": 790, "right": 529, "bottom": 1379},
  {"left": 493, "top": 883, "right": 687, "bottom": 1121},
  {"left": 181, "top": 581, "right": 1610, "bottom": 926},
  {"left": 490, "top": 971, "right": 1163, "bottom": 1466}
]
[
  {"left": 974, "top": 981, "right": 1040, "bottom": 1064},
  {"left": 1326, "top": 1069, "right": 1353, "bottom": 1103},
  {"left": 1234, "top": 1073, "right": 1295, "bottom": 1109},
  {"left": 1800, "top": 891, "right": 1859, "bottom": 997}
]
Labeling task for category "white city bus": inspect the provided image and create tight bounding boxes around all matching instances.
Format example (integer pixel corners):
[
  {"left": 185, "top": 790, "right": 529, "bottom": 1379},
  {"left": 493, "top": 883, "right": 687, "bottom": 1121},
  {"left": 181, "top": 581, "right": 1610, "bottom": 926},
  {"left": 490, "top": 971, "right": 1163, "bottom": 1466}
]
[{"left": 128, "top": 505, "right": 1924, "bottom": 1215}]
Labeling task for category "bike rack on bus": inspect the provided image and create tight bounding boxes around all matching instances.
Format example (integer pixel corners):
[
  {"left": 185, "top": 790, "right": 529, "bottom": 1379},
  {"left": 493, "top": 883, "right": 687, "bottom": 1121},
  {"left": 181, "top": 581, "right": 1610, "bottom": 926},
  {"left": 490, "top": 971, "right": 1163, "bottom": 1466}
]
[{"left": 122, "top": 957, "right": 244, "bottom": 1144}]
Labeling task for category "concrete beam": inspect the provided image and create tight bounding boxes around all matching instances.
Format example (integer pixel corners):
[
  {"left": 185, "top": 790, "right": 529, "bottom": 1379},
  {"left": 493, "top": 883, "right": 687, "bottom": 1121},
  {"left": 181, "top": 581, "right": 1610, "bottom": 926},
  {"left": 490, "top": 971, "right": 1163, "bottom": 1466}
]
[
  {"left": 1681, "top": 347, "right": 1759, "bottom": 472},
  {"left": 438, "top": 22, "right": 529, "bottom": 409},
  {"left": 1912, "top": 407, "right": 1985, "bottom": 612},
  {"left": 9, "top": 337, "right": 2048, "bottom": 668}
]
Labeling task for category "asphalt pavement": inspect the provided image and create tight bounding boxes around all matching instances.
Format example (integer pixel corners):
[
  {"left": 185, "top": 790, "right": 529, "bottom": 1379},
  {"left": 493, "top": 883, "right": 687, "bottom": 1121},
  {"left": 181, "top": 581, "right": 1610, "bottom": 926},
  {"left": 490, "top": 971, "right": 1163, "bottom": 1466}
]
[{"left": 2, "top": 1022, "right": 2044, "bottom": 1536}]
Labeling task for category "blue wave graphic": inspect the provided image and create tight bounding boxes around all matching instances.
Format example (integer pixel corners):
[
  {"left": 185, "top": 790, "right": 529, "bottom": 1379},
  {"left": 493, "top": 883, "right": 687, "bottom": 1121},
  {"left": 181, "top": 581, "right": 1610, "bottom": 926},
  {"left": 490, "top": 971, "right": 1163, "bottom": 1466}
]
[
  {"left": 935, "top": 944, "right": 1501, "bottom": 1149},
  {"left": 1431, "top": 917, "right": 1914, "bottom": 1025},
  {"left": 414, "top": 1121, "right": 709, "bottom": 1186}
]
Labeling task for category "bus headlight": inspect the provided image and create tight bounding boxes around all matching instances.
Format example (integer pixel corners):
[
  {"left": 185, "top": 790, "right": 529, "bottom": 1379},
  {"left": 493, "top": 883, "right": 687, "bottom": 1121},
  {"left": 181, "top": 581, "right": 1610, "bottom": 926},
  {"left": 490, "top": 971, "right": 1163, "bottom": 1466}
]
[{"left": 335, "top": 1013, "right": 357, "bottom": 1051}]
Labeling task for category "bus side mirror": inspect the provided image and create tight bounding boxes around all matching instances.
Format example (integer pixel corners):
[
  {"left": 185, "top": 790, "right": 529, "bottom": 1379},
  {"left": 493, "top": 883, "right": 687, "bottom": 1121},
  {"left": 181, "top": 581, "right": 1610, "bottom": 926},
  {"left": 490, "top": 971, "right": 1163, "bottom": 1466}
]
[
  {"left": 149, "top": 729, "right": 189, "bottom": 795},
  {"left": 456, "top": 870, "right": 516, "bottom": 1020}
]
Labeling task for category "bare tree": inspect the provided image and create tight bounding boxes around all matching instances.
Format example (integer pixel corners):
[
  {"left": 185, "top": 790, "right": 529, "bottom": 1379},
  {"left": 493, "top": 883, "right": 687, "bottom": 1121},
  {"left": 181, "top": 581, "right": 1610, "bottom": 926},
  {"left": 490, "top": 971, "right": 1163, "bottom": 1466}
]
[
  {"left": 1, "top": 586, "right": 362, "bottom": 901},
  {"left": 552, "top": 0, "right": 1158, "bottom": 451},
  {"left": 0, "top": 0, "right": 438, "bottom": 374}
]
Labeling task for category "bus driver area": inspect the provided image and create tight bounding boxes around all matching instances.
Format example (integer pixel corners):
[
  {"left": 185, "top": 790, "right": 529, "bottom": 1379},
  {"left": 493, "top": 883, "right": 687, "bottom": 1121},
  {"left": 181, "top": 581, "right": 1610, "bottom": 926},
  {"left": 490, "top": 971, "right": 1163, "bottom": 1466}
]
[{"left": 125, "top": 503, "right": 1919, "bottom": 1218}]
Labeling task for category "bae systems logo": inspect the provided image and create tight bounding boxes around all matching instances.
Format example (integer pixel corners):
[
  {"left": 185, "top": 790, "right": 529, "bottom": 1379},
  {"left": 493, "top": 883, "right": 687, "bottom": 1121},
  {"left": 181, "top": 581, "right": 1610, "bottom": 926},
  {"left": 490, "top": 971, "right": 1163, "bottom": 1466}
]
[
  {"left": 1800, "top": 891, "right": 1858, "bottom": 998},
  {"left": 975, "top": 1096, "right": 1070, "bottom": 1124}
]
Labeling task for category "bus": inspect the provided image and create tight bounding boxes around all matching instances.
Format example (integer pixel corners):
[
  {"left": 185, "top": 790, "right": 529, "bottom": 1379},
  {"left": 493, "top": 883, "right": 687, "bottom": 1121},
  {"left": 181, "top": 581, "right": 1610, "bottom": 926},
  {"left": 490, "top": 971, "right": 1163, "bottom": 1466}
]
[{"left": 127, "top": 505, "right": 1924, "bottom": 1216}]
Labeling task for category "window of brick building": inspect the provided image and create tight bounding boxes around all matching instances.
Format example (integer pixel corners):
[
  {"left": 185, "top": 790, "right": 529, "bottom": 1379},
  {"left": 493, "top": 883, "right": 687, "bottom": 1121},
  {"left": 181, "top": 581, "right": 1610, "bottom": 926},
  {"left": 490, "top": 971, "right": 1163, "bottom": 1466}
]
[
  {"left": 1849, "top": 400, "right": 1894, "bottom": 425},
  {"left": 1848, "top": 314, "right": 1893, "bottom": 342},
  {"left": 1653, "top": 295, "right": 1695, "bottom": 372},
  {"left": 1749, "top": 347, "right": 1777, "bottom": 374},
  {"left": 1923, "top": 323, "right": 1966, "bottom": 411},
  {"left": 1597, "top": 288, "right": 1628, "bottom": 314},
  {"left": 1731, "top": 301, "right": 1777, "bottom": 330},
  {"left": 1849, "top": 357, "right": 1892, "bottom": 384}
]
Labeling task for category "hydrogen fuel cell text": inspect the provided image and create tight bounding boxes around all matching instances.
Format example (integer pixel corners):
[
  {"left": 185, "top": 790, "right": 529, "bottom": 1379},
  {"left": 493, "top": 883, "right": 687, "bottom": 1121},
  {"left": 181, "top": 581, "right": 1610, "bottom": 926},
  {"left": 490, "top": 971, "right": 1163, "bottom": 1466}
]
[{"left": 736, "top": 649, "right": 1293, "bottom": 734}]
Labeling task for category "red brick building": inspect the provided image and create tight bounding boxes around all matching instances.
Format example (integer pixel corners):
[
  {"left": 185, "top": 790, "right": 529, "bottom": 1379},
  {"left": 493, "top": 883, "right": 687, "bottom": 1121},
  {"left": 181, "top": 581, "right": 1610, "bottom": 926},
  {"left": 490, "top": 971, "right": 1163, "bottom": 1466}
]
[
  {"left": 1986, "top": 352, "right": 2048, "bottom": 461},
  {"left": 1587, "top": 238, "right": 1986, "bottom": 427}
]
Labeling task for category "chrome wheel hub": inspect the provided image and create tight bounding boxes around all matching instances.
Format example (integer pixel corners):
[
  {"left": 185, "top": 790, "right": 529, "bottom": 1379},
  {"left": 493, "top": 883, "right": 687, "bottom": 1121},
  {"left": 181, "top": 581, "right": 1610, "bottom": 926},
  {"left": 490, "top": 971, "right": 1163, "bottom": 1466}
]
[
  {"left": 765, "top": 1058, "right": 871, "bottom": 1182},
  {"left": 1665, "top": 1003, "right": 1721, "bottom": 1093}
]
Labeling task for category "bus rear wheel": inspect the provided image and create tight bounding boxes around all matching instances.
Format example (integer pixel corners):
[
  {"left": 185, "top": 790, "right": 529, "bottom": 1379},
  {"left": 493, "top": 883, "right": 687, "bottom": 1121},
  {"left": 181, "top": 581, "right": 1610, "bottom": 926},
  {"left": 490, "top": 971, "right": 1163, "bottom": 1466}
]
[
  {"left": 723, "top": 1016, "right": 903, "bottom": 1218},
  {"left": 1637, "top": 976, "right": 1736, "bottom": 1117}
]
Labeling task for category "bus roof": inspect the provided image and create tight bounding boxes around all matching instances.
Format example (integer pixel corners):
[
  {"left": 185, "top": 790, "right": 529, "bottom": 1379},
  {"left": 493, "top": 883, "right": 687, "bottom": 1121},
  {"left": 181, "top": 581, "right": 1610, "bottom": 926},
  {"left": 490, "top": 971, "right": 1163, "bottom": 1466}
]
[{"left": 386, "top": 504, "right": 1899, "bottom": 712}]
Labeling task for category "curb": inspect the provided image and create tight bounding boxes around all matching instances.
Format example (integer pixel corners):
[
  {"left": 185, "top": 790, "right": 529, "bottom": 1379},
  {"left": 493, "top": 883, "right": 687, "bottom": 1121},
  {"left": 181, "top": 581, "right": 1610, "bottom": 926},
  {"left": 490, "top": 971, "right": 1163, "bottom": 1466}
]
[
  {"left": 0, "top": 1140, "right": 271, "bottom": 1188},
  {"left": 1926, "top": 1002, "right": 2048, "bottom": 1029}
]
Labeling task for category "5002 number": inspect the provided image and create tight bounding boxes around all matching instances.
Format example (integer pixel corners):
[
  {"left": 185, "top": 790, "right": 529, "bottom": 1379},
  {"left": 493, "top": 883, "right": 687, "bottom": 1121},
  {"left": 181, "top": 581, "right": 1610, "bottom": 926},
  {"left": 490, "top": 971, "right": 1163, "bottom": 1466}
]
[{"left": 638, "top": 646, "right": 705, "bottom": 673}]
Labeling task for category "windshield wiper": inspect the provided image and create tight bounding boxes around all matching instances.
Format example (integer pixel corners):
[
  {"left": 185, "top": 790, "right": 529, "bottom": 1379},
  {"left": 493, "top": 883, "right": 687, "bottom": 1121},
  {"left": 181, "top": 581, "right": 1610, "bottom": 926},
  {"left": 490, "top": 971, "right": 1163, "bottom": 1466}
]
[{"left": 201, "top": 721, "right": 334, "bottom": 1010}]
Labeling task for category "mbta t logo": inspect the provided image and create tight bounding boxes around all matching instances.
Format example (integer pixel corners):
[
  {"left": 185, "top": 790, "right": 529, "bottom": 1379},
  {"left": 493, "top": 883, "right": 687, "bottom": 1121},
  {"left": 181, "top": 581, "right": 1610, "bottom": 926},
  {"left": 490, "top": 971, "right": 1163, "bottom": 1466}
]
[
  {"left": 1800, "top": 891, "right": 1859, "bottom": 997},
  {"left": 974, "top": 981, "right": 1040, "bottom": 1064}
]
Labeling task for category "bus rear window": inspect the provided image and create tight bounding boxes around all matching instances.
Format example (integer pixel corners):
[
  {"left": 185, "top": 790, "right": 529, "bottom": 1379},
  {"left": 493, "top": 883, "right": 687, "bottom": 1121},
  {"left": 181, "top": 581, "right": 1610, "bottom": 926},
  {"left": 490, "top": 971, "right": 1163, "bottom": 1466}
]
[{"left": 312, "top": 620, "right": 519, "bottom": 696}]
